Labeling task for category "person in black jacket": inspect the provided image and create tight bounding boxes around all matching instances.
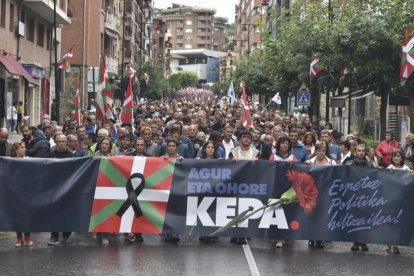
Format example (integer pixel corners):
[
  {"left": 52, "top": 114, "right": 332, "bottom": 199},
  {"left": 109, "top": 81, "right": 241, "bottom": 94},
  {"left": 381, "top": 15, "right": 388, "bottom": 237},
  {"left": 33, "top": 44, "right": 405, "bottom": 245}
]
[
  {"left": 48, "top": 134, "right": 73, "bottom": 245},
  {"left": 20, "top": 125, "right": 50, "bottom": 158},
  {"left": 344, "top": 143, "right": 371, "bottom": 252}
]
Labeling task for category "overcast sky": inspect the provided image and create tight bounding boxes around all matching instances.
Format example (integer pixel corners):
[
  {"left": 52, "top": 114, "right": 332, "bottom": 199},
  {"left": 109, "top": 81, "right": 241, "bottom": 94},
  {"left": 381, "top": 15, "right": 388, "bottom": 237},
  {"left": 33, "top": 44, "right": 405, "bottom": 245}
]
[{"left": 154, "top": 0, "right": 237, "bottom": 23}]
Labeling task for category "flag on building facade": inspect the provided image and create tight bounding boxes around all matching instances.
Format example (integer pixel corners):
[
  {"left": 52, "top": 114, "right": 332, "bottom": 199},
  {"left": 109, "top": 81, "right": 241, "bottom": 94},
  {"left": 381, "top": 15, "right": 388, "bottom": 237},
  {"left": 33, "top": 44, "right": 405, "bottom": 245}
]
[
  {"left": 271, "top": 92, "right": 282, "bottom": 105},
  {"left": 309, "top": 53, "right": 324, "bottom": 79},
  {"left": 74, "top": 80, "right": 81, "bottom": 126},
  {"left": 58, "top": 47, "right": 74, "bottom": 70},
  {"left": 89, "top": 157, "right": 175, "bottom": 233},
  {"left": 96, "top": 56, "right": 114, "bottom": 124},
  {"left": 400, "top": 27, "right": 414, "bottom": 86},
  {"left": 240, "top": 82, "right": 252, "bottom": 128},
  {"left": 120, "top": 76, "right": 135, "bottom": 124},
  {"left": 227, "top": 81, "right": 236, "bottom": 105}
]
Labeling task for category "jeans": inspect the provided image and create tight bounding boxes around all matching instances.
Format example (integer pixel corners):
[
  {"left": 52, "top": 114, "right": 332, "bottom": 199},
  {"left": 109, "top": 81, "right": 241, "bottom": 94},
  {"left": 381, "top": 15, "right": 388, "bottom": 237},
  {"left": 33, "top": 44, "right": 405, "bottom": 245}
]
[{"left": 7, "top": 119, "right": 16, "bottom": 132}]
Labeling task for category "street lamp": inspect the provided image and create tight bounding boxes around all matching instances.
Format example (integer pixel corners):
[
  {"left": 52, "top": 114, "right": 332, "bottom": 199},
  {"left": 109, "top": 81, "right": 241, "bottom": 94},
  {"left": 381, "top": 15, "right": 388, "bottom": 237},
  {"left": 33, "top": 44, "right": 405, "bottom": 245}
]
[
  {"left": 241, "top": 24, "right": 255, "bottom": 55},
  {"left": 232, "top": 39, "right": 248, "bottom": 56}
]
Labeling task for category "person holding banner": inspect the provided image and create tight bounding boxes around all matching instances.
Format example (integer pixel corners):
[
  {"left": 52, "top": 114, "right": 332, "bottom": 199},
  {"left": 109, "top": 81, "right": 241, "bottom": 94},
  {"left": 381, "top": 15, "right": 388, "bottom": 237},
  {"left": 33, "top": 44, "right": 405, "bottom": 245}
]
[
  {"left": 94, "top": 137, "right": 113, "bottom": 245},
  {"left": 344, "top": 143, "right": 370, "bottom": 252},
  {"left": 163, "top": 138, "right": 182, "bottom": 243},
  {"left": 198, "top": 140, "right": 219, "bottom": 242},
  {"left": 228, "top": 129, "right": 259, "bottom": 244},
  {"left": 386, "top": 150, "right": 411, "bottom": 254},
  {"left": 269, "top": 136, "right": 298, "bottom": 248},
  {"left": 11, "top": 141, "right": 33, "bottom": 247},
  {"left": 306, "top": 141, "right": 335, "bottom": 249}
]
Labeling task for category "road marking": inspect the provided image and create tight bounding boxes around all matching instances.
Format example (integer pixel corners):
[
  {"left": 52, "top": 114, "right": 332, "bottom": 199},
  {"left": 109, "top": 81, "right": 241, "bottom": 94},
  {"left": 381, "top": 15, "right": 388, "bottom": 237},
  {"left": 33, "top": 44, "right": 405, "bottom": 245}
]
[{"left": 242, "top": 242, "right": 260, "bottom": 276}]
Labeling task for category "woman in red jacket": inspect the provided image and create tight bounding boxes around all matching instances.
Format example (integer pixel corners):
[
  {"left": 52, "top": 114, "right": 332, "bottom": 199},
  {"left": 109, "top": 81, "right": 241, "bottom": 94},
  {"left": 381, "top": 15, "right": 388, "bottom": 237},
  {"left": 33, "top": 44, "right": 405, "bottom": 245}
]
[{"left": 375, "top": 130, "right": 400, "bottom": 168}]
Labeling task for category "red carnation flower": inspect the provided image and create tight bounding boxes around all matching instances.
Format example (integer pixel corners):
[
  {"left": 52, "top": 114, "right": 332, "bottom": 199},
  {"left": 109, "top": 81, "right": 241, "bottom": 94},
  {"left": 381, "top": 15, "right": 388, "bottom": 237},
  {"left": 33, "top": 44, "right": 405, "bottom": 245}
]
[{"left": 286, "top": 170, "right": 319, "bottom": 214}]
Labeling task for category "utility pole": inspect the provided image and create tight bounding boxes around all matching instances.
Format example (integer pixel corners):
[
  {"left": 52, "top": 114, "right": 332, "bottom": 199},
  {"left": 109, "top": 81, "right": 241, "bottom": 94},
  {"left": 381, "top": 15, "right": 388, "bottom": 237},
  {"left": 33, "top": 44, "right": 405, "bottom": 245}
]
[{"left": 53, "top": 0, "right": 60, "bottom": 123}]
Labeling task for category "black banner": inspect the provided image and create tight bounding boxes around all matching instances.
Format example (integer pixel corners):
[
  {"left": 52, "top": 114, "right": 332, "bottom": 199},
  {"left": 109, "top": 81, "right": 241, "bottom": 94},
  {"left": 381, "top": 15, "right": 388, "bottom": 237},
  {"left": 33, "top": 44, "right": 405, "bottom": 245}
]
[{"left": 165, "top": 160, "right": 414, "bottom": 246}]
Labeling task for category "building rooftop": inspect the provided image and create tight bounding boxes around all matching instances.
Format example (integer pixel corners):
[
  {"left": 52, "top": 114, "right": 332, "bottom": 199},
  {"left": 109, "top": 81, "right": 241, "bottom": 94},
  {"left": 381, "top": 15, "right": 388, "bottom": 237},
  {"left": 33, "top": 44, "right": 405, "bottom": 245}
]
[{"left": 171, "top": 49, "right": 227, "bottom": 58}]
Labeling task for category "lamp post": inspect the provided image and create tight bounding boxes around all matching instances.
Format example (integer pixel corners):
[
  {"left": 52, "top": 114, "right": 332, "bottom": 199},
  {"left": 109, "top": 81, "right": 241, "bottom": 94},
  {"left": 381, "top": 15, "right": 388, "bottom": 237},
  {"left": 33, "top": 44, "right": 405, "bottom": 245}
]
[
  {"left": 232, "top": 39, "right": 248, "bottom": 57},
  {"left": 260, "top": 0, "right": 269, "bottom": 51},
  {"left": 241, "top": 24, "right": 255, "bottom": 55},
  {"left": 53, "top": 0, "right": 60, "bottom": 123}
]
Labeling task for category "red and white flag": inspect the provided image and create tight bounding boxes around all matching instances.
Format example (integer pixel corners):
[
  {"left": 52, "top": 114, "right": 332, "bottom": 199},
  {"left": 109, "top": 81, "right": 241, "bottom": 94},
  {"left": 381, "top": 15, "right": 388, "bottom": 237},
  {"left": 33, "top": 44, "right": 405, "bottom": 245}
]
[
  {"left": 120, "top": 76, "right": 135, "bottom": 124},
  {"left": 96, "top": 56, "right": 114, "bottom": 124},
  {"left": 74, "top": 80, "right": 81, "bottom": 126},
  {"left": 400, "top": 27, "right": 414, "bottom": 86},
  {"left": 58, "top": 47, "right": 74, "bottom": 70},
  {"left": 240, "top": 82, "right": 252, "bottom": 128},
  {"left": 309, "top": 53, "right": 324, "bottom": 79}
]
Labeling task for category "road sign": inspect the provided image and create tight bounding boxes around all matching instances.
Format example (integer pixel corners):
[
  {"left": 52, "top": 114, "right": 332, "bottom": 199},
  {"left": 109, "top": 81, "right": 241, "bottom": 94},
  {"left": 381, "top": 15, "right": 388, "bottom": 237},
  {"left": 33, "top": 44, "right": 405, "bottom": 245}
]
[{"left": 297, "top": 92, "right": 311, "bottom": 107}]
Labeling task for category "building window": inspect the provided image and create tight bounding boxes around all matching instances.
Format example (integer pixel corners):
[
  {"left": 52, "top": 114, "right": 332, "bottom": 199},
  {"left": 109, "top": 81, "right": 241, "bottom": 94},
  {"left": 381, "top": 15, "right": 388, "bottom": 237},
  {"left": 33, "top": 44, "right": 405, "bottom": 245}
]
[
  {"left": 184, "top": 28, "right": 192, "bottom": 33},
  {"left": 46, "top": 28, "right": 51, "bottom": 50},
  {"left": 184, "top": 44, "right": 192, "bottom": 49},
  {"left": 20, "top": 9, "right": 25, "bottom": 23},
  {"left": 185, "top": 20, "right": 192, "bottom": 25},
  {"left": 0, "top": 0, "right": 6, "bottom": 28},
  {"left": 27, "top": 18, "right": 35, "bottom": 42},
  {"left": 9, "top": 3, "right": 14, "bottom": 32},
  {"left": 37, "top": 24, "right": 44, "bottom": 47}
]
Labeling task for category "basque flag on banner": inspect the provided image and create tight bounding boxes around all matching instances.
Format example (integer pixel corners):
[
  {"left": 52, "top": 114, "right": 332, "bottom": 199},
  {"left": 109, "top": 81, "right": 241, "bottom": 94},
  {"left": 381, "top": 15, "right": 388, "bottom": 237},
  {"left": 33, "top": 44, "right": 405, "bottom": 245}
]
[{"left": 89, "top": 157, "right": 175, "bottom": 233}]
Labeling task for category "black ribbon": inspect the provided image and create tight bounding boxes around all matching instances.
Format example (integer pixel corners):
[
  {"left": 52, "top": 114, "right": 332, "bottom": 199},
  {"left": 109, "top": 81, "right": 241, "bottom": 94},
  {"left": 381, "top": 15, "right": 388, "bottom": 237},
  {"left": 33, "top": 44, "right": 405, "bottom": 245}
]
[{"left": 116, "top": 173, "right": 145, "bottom": 218}]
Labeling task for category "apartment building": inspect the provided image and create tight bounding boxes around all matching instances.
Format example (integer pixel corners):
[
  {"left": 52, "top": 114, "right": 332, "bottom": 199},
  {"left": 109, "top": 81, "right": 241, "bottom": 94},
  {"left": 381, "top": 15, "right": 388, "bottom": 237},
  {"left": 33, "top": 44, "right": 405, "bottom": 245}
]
[
  {"left": 234, "top": 0, "right": 268, "bottom": 56},
  {"left": 60, "top": 0, "right": 122, "bottom": 110},
  {"left": 0, "top": 0, "right": 70, "bottom": 127},
  {"left": 154, "top": 4, "right": 216, "bottom": 50},
  {"left": 213, "top": 17, "right": 227, "bottom": 51}
]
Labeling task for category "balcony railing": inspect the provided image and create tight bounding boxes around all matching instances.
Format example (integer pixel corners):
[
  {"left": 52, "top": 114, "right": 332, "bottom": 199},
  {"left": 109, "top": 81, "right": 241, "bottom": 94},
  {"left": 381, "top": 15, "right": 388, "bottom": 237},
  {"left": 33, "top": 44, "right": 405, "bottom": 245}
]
[
  {"left": 105, "top": 13, "right": 120, "bottom": 33},
  {"left": 106, "top": 56, "right": 119, "bottom": 74}
]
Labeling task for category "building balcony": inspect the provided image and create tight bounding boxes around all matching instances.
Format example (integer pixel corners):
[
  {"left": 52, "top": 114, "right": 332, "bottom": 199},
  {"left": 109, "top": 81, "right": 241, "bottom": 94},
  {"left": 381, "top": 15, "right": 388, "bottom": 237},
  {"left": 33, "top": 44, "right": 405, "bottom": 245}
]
[
  {"left": 105, "top": 13, "right": 120, "bottom": 34},
  {"left": 106, "top": 56, "right": 119, "bottom": 74},
  {"left": 24, "top": 0, "right": 71, "bottom": 24},
  {"left": 198, "top": 16, "right": 212, "bottom": 20}
]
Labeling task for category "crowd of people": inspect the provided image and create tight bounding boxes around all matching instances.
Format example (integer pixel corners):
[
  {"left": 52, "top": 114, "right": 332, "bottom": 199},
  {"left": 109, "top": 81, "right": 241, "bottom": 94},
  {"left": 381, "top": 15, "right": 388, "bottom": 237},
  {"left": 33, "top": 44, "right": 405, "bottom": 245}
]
[{"left": 0, "top": 91, "right": 412, "bottom": 253}]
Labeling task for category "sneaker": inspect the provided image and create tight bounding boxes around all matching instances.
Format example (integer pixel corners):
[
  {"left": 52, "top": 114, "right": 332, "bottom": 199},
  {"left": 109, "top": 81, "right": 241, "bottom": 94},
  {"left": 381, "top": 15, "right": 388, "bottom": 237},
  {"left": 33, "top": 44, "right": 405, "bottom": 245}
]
[
  {"left": 125, "top": 234, "right": 135, "bottom": 243},
  {"left": 101, "top": 238, "right": 109, "bottom": 245},
  {"left": 165, "top": 234, "right": 180, "bottom": 244},
  {"left": 47, "top": 238, "right": 60, "bottom": 246},
  {"left": 275, "top": 240, "right": 284, "bottom": 248},
  {"left": 15, "top": 239, "right": 23, "bottom": 247},
  {"left": 24, "top": 237, "right": 33, "bottom": 247},
  {"left": 60, "top": 237, "right": 72, "bottom": 244},
  {"left": 393, "top": 246, "right": 400, "bottom": 254},
  {"left": 238, "top": 238, "right": 247, "bottom": 245},
  {"left": 134, "top": 233, "right": 144, "bottom": 243}
]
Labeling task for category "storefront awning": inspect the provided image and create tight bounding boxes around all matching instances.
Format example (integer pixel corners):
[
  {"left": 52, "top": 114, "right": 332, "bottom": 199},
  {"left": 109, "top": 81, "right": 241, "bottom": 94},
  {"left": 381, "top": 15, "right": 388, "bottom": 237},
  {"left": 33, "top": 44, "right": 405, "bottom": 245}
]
[
  {"left": 0, "top": 52, "right": 20, "bottom": 77},
  {"left": 0, "top": 51, "right": 37, "bottom": 85},
  {"left": 4, "top": 53, "right": 37, "bottom": 85}
]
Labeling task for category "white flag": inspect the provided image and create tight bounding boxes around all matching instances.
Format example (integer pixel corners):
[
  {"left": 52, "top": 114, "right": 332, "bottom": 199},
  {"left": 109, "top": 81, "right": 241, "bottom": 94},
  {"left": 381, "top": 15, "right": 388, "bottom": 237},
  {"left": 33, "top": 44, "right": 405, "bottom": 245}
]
[
  {"left": 271, "top": 92, "right": 282, "bottom": 104},
  {"left": 227, "top": 81, "right": 236, "bottom": 105}
]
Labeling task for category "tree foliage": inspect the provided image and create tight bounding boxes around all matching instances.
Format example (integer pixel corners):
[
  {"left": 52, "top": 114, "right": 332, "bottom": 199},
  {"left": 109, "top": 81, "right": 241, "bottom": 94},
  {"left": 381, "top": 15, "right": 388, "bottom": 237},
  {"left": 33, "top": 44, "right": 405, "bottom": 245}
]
[
  {"left": 168, "top": 71, "right": 199, "bottom": 90},
  {"left": 250, "top": 0, "right": 414, "bottom": 129},
  {"left": 140, "top": 61, "right": 169, "bottom": 100}
]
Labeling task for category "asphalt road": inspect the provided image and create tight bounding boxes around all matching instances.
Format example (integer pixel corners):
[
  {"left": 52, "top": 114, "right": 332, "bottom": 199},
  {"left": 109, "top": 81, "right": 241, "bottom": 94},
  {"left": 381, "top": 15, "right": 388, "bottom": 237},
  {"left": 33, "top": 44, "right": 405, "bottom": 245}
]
[{"left": 1, "top": 233, "right": 414, "bottom": 276}]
